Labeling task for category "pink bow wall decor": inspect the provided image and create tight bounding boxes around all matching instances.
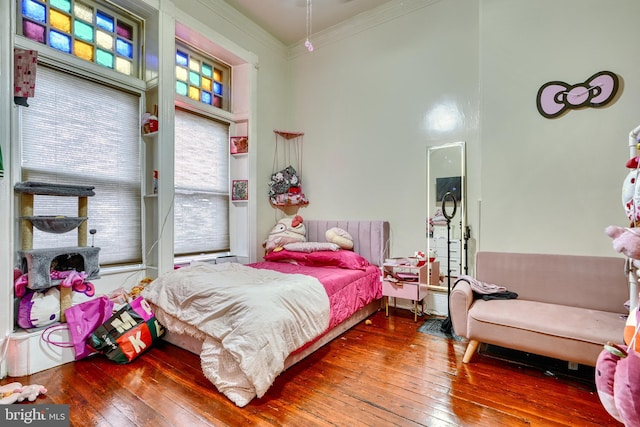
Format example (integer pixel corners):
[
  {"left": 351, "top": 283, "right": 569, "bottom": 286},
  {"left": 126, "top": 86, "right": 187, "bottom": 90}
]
[{"left": 536, "top": 71, "right": 620, "bottom": 119}]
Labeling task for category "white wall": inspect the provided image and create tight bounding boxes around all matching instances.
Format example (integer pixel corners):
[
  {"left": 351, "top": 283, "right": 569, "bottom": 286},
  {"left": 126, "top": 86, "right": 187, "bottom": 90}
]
[
  {"left": 286, "top": 0, "right": 639, "bottom": 260},
  {"left": 288, "top": 0, "right": 480, "bottom": 259},
  {"left": 479, "top": 0, "right": 640, "bottom": 256}
]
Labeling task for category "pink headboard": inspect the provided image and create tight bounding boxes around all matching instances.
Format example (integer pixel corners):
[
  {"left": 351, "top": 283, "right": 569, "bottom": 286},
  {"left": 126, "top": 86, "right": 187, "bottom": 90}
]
[{"left": 305, "top": 220, "right": 390, "bottom": 266}]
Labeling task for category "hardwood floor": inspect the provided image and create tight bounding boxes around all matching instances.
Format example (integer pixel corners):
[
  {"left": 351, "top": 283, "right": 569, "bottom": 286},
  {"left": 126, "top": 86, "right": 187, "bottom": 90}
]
[{"left": 5, "top": 309, "right": 619, "bottom": 426}]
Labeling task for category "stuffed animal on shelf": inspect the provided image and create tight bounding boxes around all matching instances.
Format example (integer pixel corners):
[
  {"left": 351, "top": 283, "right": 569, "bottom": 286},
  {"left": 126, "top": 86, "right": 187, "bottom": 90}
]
[
  {"left": 605, "top": 225, "right": 640, "bottom": 260},
  {"left": 263, "top": 215, "right": 306, "bottom": 253}
]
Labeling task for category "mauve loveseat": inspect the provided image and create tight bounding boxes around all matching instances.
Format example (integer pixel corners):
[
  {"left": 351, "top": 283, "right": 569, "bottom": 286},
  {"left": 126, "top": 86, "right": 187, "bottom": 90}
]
[{"left": 450, "top": 251, "right": 629, "bottom": 367}]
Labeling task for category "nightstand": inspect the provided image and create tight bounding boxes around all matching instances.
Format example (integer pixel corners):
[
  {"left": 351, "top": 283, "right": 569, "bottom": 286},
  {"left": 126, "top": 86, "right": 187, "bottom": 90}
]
[{"left": 382, "top": 262, "right": 438, "bottom": 322}]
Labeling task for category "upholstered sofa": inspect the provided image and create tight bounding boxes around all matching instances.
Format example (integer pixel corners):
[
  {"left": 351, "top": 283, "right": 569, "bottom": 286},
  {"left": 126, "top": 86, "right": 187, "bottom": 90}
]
[{"left": 450, "top": 251, "right": 629, "bottom": 367}]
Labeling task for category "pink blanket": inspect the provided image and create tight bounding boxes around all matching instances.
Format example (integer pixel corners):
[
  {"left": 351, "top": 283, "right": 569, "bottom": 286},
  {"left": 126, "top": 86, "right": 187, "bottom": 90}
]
[{"left": 249, "top": 261, "right": 382, "bottom": 329}]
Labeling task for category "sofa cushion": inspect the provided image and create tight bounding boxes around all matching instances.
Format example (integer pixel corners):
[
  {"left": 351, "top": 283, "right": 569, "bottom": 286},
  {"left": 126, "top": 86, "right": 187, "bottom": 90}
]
[{"left": 468, "top": 299, "right": 625, "bottom": 346}]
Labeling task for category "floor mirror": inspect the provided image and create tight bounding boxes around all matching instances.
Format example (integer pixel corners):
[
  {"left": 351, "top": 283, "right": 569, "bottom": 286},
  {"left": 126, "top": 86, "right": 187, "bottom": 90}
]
[{"left": 427, "top": 141, "right": 467, "bottom": 288}]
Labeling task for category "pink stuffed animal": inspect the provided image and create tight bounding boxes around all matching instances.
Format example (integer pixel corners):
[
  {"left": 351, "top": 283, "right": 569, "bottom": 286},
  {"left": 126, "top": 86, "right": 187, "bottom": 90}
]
[
  {"left": 596, "top": 343, "right": 640, "bottom": 426},
  {"left": 605, "top": 225, "right": 640, "bottom": 260}
]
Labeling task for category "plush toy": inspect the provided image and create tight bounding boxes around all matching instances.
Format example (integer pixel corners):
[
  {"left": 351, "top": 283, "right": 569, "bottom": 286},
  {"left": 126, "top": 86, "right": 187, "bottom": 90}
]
[
  {"left": 605, "top": 225, "right": 640, "bottom": 260},
  {"left": 325, "top": 227, "right": 354, "bottom": 250},
  {"left": 596, "top": 342, "right": 640, "bottom": 426},
  {"left": 263, "top": 215, "right": 306, "bottom": 252},
  {"left": 622, "top": 155, "right": 640, "bottom": 226},
  {"left": 0, "top": 382, "right": 23, "bottom": 404},
  {"left": 16, "top": 384, "right": 47, "bottom": 402}
]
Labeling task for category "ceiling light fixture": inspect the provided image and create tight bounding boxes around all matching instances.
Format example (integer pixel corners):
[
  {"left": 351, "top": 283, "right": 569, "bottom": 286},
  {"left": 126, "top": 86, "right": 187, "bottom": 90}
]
[{"left": 305, "top": 0, "right": 314, "bottom": 52}]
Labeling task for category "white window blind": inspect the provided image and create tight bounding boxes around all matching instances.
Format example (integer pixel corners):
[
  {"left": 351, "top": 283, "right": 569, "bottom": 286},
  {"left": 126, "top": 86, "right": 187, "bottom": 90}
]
[
  {"left": 174, "top": 108, "right": 230, "bottom": 255},
  {"left": 21, "top": 65, "right": 142, "bottom": 265}
]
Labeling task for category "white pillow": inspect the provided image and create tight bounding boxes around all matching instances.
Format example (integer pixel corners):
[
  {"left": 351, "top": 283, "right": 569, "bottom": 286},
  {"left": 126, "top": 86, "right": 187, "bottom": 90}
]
[
  {"left": 284, "top": 242, "right": 340, "bottom": 253},
  {"left": 325, "top": 227, "right": 354, "bottom": 250}
]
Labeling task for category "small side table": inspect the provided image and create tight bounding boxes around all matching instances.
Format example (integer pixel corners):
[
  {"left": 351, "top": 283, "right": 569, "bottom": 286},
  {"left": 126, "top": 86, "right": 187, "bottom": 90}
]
[{"left": 382, "top": 262, "right": 429, "bottom": 322}]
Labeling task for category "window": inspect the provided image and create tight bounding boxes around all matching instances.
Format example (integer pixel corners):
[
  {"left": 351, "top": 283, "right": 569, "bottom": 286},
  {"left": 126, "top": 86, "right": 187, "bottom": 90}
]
[
  {"left": 20, "top": 65, "right": 142, "bottom": 266},
  {"left": 18, "top": 0, "right": 141, "bottom": 77},
  {"left": 174, "top": 108, "right": 230, "bottom": 255},
  {"left": 175, "top": 42, "right": 230, "bottom": 111}
]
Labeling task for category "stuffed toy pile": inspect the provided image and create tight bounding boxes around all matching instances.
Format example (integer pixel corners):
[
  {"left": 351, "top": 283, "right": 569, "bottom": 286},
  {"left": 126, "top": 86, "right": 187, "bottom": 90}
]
[{"left": 0, "top": 382, "right": 47, "bottom": 404}]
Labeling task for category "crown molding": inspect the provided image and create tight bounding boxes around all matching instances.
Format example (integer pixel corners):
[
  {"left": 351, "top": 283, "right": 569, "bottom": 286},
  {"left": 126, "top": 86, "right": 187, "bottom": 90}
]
[
  {"left": 191, "top": 0, "right": 288, "bottom": 59},
  {"left": 288, "top": 0, "right": 443, "bottom": 58}
]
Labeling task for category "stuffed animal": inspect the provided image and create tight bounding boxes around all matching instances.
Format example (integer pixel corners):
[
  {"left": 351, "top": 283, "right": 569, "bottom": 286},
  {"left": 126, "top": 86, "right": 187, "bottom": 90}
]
[
  {"left": 596, "top": 342, "right": 640, "bottom": 426},
  {"left": 263, "top": 215, "right": 306, "bottom": 253},
  {"left": 622, "top": 156, "right": 640, "bottom": 226},
  {"left": 605, "top": 225, "right": 640, "bottom": 260},
  {"left": 325, "top": 227, "right": 354, "bottom": 250},
  {"left": 0, "top": 382, "right": 23, "bottom": 404},
  {"left": 16, "top": 384, "right": 47, "bottom": 402}
]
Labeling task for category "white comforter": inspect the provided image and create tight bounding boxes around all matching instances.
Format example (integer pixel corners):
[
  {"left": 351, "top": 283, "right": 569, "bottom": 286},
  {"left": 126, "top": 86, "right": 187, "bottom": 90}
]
[{"left": 141, "top": 262, "right": 330, "bottom": 407}]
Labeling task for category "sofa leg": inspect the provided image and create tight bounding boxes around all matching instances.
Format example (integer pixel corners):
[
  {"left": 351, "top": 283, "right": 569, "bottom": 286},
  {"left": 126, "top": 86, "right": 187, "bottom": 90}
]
[{"left": 462, "top": 340, "right": 480, "bottom": 363}]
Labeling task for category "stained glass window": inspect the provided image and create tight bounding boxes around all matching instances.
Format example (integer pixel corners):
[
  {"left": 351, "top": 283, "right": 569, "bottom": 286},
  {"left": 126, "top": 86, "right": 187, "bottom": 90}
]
[
  {"left": 175, "top": 43, "right": 230, "bottom": 111},
  {"left": 17, "top": 0, "right": 140, "bottom": 77}
]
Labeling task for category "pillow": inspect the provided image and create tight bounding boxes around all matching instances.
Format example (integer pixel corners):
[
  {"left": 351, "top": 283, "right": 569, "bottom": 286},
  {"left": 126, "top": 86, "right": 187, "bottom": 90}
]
[
  {"left": 264, "top": 249, "right": 370, "bottom": 270},
  {"left": 284, "top": 242, "right": 340, "bottom": 253},
  {"left": 325, "top": 227, "right": 354, "bottom": 250}
]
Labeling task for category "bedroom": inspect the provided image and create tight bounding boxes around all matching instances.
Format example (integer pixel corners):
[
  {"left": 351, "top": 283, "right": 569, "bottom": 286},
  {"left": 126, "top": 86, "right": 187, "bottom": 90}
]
[{"left": 0, "top": 0, "right": 638, "bottom": 425}]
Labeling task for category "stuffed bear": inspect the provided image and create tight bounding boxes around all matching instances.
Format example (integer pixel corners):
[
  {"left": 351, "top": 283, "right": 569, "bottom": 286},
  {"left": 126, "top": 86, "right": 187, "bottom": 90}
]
[
  {"left": 605, "top": 225, "right": 640, "bottom": 260},
  {"left": 263, "top": 215, "right": 306, "bottom": 253}
]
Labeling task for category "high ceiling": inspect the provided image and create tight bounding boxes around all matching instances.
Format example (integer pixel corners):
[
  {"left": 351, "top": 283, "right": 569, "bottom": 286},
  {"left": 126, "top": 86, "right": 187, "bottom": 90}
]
[{"left": 221, "top": 0, "right": 395, "bottom": 45}]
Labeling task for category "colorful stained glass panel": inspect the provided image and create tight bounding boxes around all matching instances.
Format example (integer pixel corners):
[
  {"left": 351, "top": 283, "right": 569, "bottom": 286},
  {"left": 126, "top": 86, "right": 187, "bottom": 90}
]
[
  {"left": 50, "top": 30, "right": 72, "bottom": 53},
  {"left": 189, "top": 58, "right": 200, "bottom": 72},
  {"left": 50, "top": 9, "right": 72, "bottom": 33},
  {"left": 96, "top": 30, "right": 113, "bottom": 49},
  {"left": 201, "top": 63, "right": 212, "bottom": 78},
  {"left": 213, "top": 69, "right": 222, "bottom": 82},
  {"left": 115, "top": 57, "right": 131, "bottom": 75},
  {"left": 175, "top": 66, "right": 188, "bottom": 82},
  {"left": 96, "top": 49, "right": 114, "bottom": 68},
  {"left": 117, "top": 22, "right": 133, "bottom": 40},
  {"left": 201, "top": 77, "right": 212, "bottom": 92},
  {"left": 188, "top": 86, "right": 200, "bottom": 101},
  {"left": 96, "top": 11, "right": 114, "bottom": 32},
  {"left": 176, "top": 51, "right": 188, "bottom": 67},
  {"left": 189, "top": 71, "right": 200, "bottom": 87},
  {"left": 23, "top": 0, "right": 46, "bottom": 23},
  {"left": 176, "top": 81, "right": 188, "bottom": 96},
  {"left": 74, "top": 2, "right": 93, "bottom": 23},
  {"left": 50, "top": 0, "right": 71, "bottom": 13},
  {"left": 74, "top": 19, "right": 93, "bottom": 42},
  {"left": 23, "top": 20, "right": 46, "bottom": 43},
  {"left": 213, "top": 96, "right": 222, "bottom": 108},
  {"left": 213, "top": 82, "right": 222, "bottom": 96},
  {"left": 74, "top": 39, "right": 93, "bottom": 61},
  {"left": 116, "top": 38, "right": 133, "bottom": 58},
  {"left": 201, "top": 91, "right": 212, "bottom": 105}
]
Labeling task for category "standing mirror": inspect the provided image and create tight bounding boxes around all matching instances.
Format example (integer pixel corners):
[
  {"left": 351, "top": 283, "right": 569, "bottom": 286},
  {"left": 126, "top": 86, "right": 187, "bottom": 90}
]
[{"left": 427, "top": 141, "right": 466, "bottom": 288}]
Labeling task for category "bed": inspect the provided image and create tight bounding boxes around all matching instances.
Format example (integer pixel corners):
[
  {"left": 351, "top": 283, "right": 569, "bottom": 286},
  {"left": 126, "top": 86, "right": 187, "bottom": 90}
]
[{"left": 141, "top": 220, "right": 389, "bottom": 407}]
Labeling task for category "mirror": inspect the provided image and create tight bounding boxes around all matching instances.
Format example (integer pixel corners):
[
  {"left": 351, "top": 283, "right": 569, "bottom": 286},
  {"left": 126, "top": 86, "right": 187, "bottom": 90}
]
[{"left": 427, "top": 141, "right": 467, "bottom": 286}]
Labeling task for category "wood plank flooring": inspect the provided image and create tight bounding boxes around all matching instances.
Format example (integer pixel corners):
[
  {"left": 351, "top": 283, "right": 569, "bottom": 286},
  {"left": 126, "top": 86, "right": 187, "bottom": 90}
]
[{"left": 4, "top": 309, "right": 619, "bottom": 426}]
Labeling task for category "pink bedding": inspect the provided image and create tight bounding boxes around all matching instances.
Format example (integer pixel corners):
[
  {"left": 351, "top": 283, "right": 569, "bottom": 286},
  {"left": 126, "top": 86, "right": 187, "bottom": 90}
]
[{"left": 249, "top": 261, "right": 382, "bottom": 330}]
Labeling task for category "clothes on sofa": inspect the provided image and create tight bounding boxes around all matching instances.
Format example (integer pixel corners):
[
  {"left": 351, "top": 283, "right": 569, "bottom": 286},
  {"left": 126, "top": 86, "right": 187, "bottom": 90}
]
[{"left": 454, "top": 275, "right": 518, "bottom": 300}]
